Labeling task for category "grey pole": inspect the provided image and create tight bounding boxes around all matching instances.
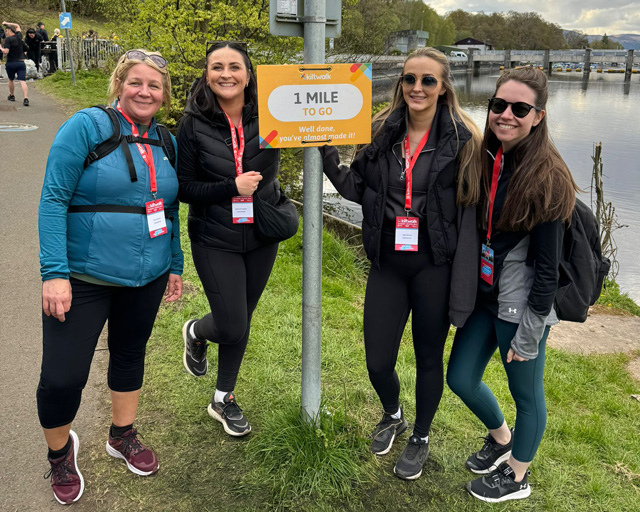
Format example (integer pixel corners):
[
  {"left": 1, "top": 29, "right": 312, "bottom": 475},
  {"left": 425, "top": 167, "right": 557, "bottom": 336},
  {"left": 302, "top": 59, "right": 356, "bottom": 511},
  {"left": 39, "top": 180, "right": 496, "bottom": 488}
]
[
  {"left": 301, "top": 0, "right": 326, "bottom": 424},
  {"left": 60, "top": 0, "right": 76, "bottom": 85}
]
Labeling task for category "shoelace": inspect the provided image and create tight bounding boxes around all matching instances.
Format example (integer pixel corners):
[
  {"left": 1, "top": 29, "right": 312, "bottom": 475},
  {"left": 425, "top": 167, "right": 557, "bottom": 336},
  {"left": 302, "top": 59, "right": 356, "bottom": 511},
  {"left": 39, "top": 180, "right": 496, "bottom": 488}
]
[
  {"left": 116, "top": 429, "right": 146, "bottom": 456},
  {"left": 487, "top": 466, "right": 516, "bottom": 487},
  {"left": 44, "top": 457, "right": 74, "bottom": 483},
  {"left": 221, "top": 398, "right": 243, "bottom": 420},
  {"left": 191, "top": 338, "right": 207, "bottom": 361},
  {"left": 478, "top": 434, "right": 496, "bottom": 455},
  {"left": 403, "top": 436, "right": 425, "bottom": 460}
]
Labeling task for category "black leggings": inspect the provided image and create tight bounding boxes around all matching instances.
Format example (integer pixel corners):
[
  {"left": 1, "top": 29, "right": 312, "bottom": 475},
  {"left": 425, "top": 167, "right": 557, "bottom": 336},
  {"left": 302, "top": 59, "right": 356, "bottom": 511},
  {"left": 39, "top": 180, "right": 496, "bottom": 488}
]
[
  {"left": 37, "top": 274, "right": 169, "bottom": 429},
  {"left": 364, "top": 249, "right": 451, "bottom": 438},
  {"left": 191, "top": 242, "right": 278, "bottom": 392}
]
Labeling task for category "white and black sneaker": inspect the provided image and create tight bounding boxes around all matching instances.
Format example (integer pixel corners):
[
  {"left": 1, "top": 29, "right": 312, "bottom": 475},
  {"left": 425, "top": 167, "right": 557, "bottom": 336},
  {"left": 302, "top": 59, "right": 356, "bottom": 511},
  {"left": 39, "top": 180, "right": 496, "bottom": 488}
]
[
  {"left": 370, "top": 408, "right": 408, "bottom": 455},
  {"left": 182, "top": 319, "right": 208, "bottom": 377},
  {"left": 393, "top": 435, "right": 429, "bottom": 480},
  {"left": 207, "top": 392, "right": 251, "bottom": 437},
  {"left": 466, "top": 462, "right": 531, "bottom": 502},
  {"left": 466, "top": 428, "right": 513, "bottom": 474}
]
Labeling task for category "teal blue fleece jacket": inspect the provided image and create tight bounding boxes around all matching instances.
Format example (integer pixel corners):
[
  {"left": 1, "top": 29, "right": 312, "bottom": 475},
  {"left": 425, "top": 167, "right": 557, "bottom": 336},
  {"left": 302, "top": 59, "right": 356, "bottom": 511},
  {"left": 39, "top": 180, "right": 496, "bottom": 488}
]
[{"left": 38, "top": 106, "right": 183, "bottom": 286}]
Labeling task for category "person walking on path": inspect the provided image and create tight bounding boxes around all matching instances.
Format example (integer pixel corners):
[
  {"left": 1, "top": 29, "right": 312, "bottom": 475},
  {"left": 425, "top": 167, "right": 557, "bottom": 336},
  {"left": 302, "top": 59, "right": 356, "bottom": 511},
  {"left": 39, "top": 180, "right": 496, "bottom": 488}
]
[
  {"left": 37, "top": 49, "right": 183, "bottom": 505},
  {"left": 1, "top": 22, "right": 29, "bottom": 106},
  {"left": 320, "top": 47, "right": 482, "bottom": 480},
  {"left": 446, "top": 67, "right": 579, "bottom": 502},
  {"left": 178, "top": 41, "right": 282, "bottom": 438}
]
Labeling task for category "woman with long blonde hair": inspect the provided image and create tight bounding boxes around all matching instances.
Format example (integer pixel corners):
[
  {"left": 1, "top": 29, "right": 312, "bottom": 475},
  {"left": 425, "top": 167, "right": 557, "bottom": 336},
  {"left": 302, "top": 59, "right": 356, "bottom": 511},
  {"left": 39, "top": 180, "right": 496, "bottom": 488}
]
[{"left": 321, "top": 47, "right": 482, "bottom": 480}]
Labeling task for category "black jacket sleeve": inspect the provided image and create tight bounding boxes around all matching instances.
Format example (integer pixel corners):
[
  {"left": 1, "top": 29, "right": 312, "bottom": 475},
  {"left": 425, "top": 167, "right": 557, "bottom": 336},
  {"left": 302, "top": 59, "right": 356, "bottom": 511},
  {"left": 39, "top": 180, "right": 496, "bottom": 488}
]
[
  {"left": 320, "top": 145, "right": 367, "bottom": 204},
  {"left": 176, "top": 116, "right": 238, "bottom": 205}
]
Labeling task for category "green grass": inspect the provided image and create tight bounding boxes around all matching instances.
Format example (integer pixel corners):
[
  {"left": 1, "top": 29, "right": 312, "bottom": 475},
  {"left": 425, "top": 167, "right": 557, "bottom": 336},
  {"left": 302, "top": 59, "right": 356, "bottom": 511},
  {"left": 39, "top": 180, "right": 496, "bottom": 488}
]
[
  {"left": 0, "top": 6, "right": 112, "bottom": 38},
  {"left": 80, "top": 207, "right": 639, "bottom": 511},
  {"left": 597, "top": 279, "right": 640, "bottom": 316},
  {"left": 36, "top": 70, "right": 111, "bottom": 112}
]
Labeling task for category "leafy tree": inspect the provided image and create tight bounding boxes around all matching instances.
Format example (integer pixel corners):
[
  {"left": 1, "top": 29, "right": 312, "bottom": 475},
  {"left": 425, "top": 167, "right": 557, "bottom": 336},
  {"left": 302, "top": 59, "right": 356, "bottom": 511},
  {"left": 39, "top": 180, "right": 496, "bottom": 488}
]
[{"left": 565, "top": 30, "right": 589, "bottom": 49}]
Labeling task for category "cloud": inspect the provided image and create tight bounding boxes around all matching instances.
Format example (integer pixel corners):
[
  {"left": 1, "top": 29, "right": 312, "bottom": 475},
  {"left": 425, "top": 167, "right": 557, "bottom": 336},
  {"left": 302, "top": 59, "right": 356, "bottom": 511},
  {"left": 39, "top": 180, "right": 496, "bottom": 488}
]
[{"left": 429, "top": 1, "right": 640, "bottom": 34}]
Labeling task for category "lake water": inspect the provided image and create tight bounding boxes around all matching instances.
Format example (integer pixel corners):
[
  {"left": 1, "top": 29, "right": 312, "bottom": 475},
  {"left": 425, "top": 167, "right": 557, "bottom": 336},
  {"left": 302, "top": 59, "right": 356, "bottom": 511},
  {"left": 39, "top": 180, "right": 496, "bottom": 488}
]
[{"left": 323, "top": 71, "right": 640, "bottom": 301}]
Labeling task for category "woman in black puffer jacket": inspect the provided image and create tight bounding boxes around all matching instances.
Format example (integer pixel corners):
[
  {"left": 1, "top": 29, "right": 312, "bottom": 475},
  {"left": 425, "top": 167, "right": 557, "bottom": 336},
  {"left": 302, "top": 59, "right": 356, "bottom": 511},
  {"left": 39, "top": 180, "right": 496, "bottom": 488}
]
[
  {"left": 321, "top": 47, "right": 482, "bottom": 480},
  {"left": 177, "top": 41, "right": 281, "bottom": 438}
]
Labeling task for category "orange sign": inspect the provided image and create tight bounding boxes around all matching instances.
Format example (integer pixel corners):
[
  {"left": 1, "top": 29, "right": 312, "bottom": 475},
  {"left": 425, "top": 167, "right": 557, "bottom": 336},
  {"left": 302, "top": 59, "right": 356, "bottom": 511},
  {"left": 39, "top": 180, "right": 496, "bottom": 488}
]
[{"left": 257, "top": 63, "right": 372, "bottom": 149}]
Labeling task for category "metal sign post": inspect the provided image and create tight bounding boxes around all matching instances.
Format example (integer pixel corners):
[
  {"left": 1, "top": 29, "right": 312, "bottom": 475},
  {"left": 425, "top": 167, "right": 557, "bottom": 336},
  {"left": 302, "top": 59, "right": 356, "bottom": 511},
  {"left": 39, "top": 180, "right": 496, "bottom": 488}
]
[{"left": 59, "top": 0, "right": 76, "bottom": 85}]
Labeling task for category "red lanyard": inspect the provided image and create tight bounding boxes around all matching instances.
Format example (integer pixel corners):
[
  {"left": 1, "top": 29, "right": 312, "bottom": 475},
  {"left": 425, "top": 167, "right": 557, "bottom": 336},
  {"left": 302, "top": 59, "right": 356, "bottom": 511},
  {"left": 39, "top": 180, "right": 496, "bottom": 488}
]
[
  {"left": 485, "top": 146, "right": 504, "bottom": 244},
  {"left": 403, "top": 129, "right": 430, "bottom": 212},
  {"left": 225, "top": 112, "right": 245, "bottom": 176},
  {"left": 116, "top": 103, "right": 157, "bottom": 197}
]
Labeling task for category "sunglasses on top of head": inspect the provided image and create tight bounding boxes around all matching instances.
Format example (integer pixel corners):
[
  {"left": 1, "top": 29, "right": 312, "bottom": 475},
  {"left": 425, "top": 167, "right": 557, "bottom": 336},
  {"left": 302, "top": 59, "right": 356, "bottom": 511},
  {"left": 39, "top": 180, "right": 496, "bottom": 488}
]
[
  {"left": 488, "top": 97, "right": 541, "bottom": 118},
  {"left": 401, "top": 74, "right": 439, "bottom": 88},
  {"left": 206, "top": 40, "right": 249, "bottom": 56},
  {"left": 125, "top": 50, "right": 168, "bottom": 69}
]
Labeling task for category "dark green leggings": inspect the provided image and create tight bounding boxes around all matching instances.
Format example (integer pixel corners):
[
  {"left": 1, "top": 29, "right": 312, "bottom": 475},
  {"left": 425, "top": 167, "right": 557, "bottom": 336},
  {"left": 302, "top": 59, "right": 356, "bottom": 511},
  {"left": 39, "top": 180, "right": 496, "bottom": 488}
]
[{"left": 446, "top": 307, "right": 549, "bottom": 463}]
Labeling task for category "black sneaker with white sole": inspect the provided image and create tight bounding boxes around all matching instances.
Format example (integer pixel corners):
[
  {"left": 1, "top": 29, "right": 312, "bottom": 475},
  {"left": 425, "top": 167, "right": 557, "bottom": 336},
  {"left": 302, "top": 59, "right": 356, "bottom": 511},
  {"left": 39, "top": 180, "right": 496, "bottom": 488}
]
[
  {"left": 393, "top": 435, "right": 429, "bottom": 480},
  {"left": 466, "top": 462, "right": 531, "bottom": 502},
  {"left": 182, "top": 319, "right": 208, "bottom": 377},
  {"left": 8, "top": 94, "right": 15, "bottom": 101},
  {"left": 207, "top": 392, "right": 251, "bottom": 437},
  {"left": 370, "top": 408, "right": 408, "bottom": 455},
  {"left": 466, "top": 428, "right": 513, "bottom": 474}
]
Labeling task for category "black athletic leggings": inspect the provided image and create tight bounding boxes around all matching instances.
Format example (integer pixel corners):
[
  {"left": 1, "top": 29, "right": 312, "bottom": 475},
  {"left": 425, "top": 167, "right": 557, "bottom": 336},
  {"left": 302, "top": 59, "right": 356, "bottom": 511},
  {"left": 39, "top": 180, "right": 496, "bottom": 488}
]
[
  {"left": 37, "top": 273, "right": 169, "bottom": 429},
  {"left": 364, "top": 249, "right": 451, "bottom": 438},
  {"left": 191, "top": 242, "right": 278, "bottom": 392}
]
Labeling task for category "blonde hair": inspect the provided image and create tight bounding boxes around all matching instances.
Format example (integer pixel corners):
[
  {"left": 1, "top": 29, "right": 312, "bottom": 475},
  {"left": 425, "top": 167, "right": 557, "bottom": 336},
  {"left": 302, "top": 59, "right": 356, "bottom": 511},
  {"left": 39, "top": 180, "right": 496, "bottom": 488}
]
[
  {"left": 107, "top": 49, "right": 171, "bottom": 109},
  {"left": 372, "top": 47, "right": 482, "bottom": 206}
]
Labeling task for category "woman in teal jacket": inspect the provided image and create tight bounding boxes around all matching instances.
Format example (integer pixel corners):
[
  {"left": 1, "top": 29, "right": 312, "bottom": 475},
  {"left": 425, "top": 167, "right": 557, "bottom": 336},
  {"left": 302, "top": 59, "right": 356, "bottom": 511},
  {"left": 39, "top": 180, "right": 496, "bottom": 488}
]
[{"left": 37, "top": 50, "right": 182, "bottom": 505}]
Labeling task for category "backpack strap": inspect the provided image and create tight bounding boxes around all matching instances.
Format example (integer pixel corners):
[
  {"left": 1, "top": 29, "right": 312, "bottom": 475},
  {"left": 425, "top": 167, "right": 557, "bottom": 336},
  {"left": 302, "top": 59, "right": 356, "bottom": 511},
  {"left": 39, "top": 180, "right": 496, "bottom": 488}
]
[
  {"left": 156, "top": 123, "right": 176, "bottom": 168},
  {"left": 84, "top": 106, "right": 122, "bottom": 168}
]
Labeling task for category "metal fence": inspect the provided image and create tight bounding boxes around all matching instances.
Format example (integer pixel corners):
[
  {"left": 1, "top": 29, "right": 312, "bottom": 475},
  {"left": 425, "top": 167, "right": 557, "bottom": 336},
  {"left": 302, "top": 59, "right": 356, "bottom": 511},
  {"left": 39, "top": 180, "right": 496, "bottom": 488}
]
[{"left": 51, "top": 38, "right": 122, "bottom": 73}]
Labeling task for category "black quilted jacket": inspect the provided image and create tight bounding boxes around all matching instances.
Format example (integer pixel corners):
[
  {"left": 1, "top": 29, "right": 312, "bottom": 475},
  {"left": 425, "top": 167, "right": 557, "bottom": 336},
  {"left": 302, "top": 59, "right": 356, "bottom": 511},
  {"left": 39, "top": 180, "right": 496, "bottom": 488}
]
[{"left": 177, "top": 102, "right": 281, "bottom": 252}]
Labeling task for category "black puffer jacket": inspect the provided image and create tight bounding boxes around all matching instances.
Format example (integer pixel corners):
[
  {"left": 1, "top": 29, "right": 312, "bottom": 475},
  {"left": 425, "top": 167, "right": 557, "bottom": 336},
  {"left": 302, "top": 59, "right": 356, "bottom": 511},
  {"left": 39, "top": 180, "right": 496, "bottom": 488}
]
[
  {"left": 322, "top": 102, "right": 479, "bottom": 327},
  {"left": 177, "top": 102, "right": 281, "bottom": 252}
]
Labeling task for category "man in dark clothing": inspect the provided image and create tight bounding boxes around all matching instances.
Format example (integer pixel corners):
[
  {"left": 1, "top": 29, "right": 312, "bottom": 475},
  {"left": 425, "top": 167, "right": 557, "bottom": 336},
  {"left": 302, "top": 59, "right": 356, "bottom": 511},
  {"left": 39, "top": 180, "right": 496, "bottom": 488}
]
[
  {"left": 36, "top": 22, "right": 49, "bottom": 43},
  {"left": 1, "top": 22, "right": 29, "bottom": 106},
  {"left": 25, "top": 28, "right": 43, "bottom": 71}
]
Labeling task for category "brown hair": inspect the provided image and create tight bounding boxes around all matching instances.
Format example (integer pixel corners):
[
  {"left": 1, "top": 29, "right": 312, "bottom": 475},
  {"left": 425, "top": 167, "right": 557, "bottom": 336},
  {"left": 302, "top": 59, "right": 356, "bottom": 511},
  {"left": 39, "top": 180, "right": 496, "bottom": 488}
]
[
  {"left": 481, "top": 67, "right": 578, "bottom": 231},
  {"left": 107, "top": 49, "right": 171, "bottom": 109},
  {"left": 370, "top": 47, "right": 482, "bottom": 206}
]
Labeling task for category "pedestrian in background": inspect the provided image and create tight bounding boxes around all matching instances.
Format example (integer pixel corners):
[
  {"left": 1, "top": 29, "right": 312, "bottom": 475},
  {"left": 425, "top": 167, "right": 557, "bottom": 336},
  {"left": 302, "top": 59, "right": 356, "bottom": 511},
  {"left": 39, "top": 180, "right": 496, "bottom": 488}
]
[
  {"left": 1, "top": 22, "right": 29, "bottom": 106},
  {"left": 37, "top": 49, "right": 182, "bottom": 505},
  {"left": 25, "top": 28, "right": 43, "bottom": 72},
  {"left": 447, "top": 67, "right": 578, "bottom": 502},
  {"left": 320, "top": 47, "right": 482, "bottom": 480}
]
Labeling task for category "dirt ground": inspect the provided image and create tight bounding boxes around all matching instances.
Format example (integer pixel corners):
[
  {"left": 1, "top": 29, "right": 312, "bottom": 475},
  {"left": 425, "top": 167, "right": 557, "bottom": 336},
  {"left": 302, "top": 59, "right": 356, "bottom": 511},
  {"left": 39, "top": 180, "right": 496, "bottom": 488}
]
[{"left": 547, "top": 306, "right": 640, "bottom": 380}]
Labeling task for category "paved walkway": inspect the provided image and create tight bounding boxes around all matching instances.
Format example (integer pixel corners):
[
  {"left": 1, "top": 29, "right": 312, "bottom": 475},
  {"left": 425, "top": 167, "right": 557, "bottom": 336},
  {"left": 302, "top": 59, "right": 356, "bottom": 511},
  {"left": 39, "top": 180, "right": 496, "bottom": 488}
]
[{"left": 0, "top": 83, "right": 110, "bottom": 511}]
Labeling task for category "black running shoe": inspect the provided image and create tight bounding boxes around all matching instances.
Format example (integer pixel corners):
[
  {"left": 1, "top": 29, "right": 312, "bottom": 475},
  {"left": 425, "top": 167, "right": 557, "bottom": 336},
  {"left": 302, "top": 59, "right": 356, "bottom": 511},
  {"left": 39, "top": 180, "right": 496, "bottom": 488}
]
[
  {"left": 8, "top": 94, "right": 15, "bottom": 101},
  {"left": 182, "top": 319, "right": 208, "bottom": 377},
  {"left": 23, "top": 98, "right": 29, "bottom": 106},
  {"left": 370, "top": 408, "right": 408, "bottom": 455},
  {"left": 466, "top": 428, "right": 513, "bottom": 474},
  {"left": 466, "top": 462, "right": 531, "bottom": 502},
  {"left": 207, "top": 392, "right": 251, "bottom": 437},
  {"left": 393, "top": 434, "right": 430, "bottom": 480}
]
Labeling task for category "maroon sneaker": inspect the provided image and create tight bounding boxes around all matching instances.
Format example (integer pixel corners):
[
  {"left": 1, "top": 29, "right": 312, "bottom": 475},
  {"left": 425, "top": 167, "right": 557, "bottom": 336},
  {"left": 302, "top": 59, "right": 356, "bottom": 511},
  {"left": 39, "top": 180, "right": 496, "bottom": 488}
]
[
  {"left": 106, "top": 428, "right": 159, "bottom": 476},
  {"left": 45, "top": 430, "right": 84, "bottom": 505}
]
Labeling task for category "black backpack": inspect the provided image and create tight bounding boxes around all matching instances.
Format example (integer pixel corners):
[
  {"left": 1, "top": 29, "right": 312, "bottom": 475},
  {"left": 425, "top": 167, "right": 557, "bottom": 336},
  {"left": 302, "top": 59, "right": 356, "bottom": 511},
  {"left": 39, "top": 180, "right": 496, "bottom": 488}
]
[
  {"left": 554, "top": 198, "right": 611, "bottom": 322},
  {"left": 83, "top": 105, "right": 176, "bottom": 179},
  {"left": 68, "top": 106, "right": 176, "bottom": 218}
]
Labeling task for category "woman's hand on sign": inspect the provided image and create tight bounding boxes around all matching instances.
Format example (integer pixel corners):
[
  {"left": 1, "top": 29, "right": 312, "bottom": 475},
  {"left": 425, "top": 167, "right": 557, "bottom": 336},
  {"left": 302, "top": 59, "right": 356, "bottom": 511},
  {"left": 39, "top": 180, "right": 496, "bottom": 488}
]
[
  {"left": 235, "top": 171, "right": 262, "bottom": 196},
  {"left": 42, "top": 278, "right": 72, "bottom": 322}
]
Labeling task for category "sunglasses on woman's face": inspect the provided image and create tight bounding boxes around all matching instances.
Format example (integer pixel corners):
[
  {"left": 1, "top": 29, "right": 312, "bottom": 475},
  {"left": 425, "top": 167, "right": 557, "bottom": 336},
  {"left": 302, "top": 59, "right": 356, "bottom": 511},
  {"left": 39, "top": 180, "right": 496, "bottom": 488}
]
[
  {"left": 401, "top": 74, "right": 439, "bottom": 88},
  {"left": 125, "top": 50, "right": 168, "bottom": 69},
  {"left": 488, "top": 97, "right": 541, "bottom": 118}
]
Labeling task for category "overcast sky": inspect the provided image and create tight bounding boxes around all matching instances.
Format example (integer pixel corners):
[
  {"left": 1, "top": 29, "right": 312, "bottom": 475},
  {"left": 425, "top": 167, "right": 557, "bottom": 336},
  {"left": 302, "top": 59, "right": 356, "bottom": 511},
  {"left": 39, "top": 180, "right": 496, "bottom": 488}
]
[{"left": 429, "top": 1, "right": 640, "bottom": 35}]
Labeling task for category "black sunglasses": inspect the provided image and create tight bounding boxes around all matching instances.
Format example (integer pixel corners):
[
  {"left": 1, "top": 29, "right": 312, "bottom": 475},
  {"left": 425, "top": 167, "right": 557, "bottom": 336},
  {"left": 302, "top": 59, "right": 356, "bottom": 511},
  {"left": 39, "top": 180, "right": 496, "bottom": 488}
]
[
  {"left": 125, "top": 50, "right": 168, "bottom": 69},
  {"left": 206, "top": 40, "right": 249, "bottom": 55},
  {"left": 401, "top": 74, "right": 438, "bottom": 88},
  {"left": 488, "top": 97, "right": 541, "bottom": 118}
]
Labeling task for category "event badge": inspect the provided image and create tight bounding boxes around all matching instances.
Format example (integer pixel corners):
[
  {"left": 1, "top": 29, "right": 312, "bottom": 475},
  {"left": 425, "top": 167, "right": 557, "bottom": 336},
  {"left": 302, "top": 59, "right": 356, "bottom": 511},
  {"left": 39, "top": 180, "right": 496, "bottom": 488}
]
[
  {"left": 232, "top": 196, "right": 254, "bottom": 224},
  {"left": 395, "top": 217, "right": 419, "bottom": 251},
  {"left": 146, "top": 198, "right": 167, "bottom": 238},
  {"left": 480, "top": 243, "right": 494, "bottom": 285}
]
